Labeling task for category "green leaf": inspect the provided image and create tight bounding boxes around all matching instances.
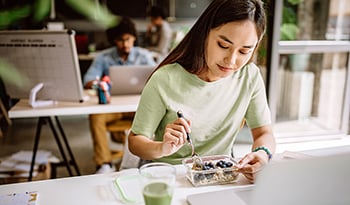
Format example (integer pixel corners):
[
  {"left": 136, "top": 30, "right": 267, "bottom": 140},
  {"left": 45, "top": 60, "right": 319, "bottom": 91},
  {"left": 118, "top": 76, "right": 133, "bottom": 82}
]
[
  {"left": 0, "top": 59, "right": 30, "bottom": 88},
  {"left": 282, "top": 6, "right": 297, "bottom": 24},
  {"left": 65, "top": 0, "right": 120, "bottom": 28},
  {"left": 287, "top": 0, "right": 303, "bottom": 6},
  {"left": 0, "top": 6, "right": 31, "bottom": 29},
  {"left": 32, "top": 0, "right": 51, "bottom": 22},
  {"left": 280, "top": 23, "right": 299, "bottom": 40}
]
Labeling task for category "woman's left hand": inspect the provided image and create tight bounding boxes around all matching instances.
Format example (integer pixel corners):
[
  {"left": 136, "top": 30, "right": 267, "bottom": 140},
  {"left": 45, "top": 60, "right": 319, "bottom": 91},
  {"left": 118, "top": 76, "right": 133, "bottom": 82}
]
[
  {"left": 235, "top": 150, "right": 269, "bottom": 183},
  {"left": 237, "top": 125, "right": 275, "bottom": 182}
]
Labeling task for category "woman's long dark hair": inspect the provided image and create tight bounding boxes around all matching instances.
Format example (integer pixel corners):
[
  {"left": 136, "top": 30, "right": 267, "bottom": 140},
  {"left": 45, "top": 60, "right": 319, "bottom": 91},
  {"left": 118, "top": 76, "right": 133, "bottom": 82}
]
[{"left": 155, "top": 0, "right": 266, "bottom": 74}]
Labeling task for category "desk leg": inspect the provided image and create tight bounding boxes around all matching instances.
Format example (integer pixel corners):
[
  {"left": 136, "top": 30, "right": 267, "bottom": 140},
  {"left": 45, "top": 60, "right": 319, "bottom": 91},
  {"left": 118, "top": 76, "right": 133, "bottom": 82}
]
[
  {"left": 47, "top": 117, "right": 73, "bottom": 176},
  {"left": 54, "top": 116, "right": 81, "bottom": 175},
  {"left": 28, "top": 117, "right": 45, "bottom": 181},
  {"left": 28, "top": 116, "right": 81, "bottom": 181}
]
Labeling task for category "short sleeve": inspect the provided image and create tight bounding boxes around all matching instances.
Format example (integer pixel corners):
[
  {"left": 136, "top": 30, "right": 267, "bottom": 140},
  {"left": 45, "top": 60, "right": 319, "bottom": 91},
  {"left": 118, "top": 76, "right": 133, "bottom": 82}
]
[
  {"left": 245, "top": 68, "right": 272, "bottom": 129},
  {"left": 131, "top": 71, "right": 167, "bottom": 138}
]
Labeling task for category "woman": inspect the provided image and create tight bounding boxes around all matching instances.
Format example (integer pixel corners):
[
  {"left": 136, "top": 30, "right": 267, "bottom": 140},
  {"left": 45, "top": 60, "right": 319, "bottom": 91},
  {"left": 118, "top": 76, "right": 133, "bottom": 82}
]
[{"left": 128, "top": 0, "right": 276, "bottom": 182}]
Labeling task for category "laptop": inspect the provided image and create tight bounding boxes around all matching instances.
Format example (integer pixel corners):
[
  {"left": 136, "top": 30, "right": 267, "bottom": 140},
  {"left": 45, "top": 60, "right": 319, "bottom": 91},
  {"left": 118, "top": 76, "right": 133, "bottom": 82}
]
[
  {"left": 187, "top": 153, "right": 350, "bottom": 205},
  {"left": 108, "top": 65, "right": 155, "bottom": 95}
]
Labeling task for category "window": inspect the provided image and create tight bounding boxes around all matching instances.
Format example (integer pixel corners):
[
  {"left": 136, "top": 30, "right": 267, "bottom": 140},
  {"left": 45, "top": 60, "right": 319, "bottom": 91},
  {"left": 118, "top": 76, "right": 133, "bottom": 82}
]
[{"left": 267, "top": 0, "right": 350, "bottom": 141}]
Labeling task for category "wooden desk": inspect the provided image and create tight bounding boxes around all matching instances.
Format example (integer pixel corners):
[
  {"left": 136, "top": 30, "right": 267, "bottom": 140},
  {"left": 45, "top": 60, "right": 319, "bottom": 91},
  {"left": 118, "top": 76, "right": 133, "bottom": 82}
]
[{"left": 8, "top": 93, "right": 141, "bottom": 181}]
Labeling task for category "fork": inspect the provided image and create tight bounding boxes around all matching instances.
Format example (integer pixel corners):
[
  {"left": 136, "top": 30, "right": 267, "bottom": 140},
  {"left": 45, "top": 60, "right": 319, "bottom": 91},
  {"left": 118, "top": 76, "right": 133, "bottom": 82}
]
[{"left": 176, "top": 110, "right": 203, "bottom": 169}]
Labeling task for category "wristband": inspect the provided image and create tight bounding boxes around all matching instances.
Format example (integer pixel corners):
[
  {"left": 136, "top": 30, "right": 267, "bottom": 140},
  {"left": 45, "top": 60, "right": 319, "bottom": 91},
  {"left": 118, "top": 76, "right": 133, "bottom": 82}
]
[{"left": 253, "top": 146, "right": 272, "bottom": 160}]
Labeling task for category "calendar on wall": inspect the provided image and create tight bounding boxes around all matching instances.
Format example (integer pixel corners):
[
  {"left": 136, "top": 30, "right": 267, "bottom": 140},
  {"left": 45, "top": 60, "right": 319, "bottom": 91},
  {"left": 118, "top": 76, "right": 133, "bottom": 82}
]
[{"left": 0, "top": 30, "right": 85, "bottom": 102}]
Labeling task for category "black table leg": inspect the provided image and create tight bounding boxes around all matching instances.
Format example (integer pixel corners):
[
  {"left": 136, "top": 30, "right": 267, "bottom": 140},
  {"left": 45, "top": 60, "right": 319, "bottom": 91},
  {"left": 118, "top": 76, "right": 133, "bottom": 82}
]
[
  {"left": 47, "top": 117, "right": 73, "bottom": 176},
  {"left": 28, "top": 116, "right": 81, "bottom": 181},
  {"left": 54, "top": 116, "right": 81, "bottom": 175},
  {"left": 28, "top": 117, "right": 45, "bottom": 181}
]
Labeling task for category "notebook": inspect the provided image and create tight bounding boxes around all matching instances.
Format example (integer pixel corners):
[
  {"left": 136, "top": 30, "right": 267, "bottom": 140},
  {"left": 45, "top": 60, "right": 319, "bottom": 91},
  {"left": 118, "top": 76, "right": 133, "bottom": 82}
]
[
  {"left": 0, "top": 191, "right": 39, "bottom": 205},
  {"left": 108, "top": 65, "right": 155, "bottom": 95},
  {"left": 187, "top": 153, "right": 350, "bottom": 205}
]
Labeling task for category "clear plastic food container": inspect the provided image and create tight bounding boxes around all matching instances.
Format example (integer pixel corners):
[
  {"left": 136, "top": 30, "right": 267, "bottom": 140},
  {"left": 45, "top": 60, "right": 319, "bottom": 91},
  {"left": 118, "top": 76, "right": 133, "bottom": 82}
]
[{"left": 182, "top": 155, "right": 239, "bottom": 187}]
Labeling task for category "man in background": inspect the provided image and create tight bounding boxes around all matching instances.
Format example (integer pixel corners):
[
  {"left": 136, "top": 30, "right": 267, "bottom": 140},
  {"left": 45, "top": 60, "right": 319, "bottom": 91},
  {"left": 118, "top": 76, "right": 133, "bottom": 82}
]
[
  {"left": 84, "top": 16, "right": 156, "bottom": 174},
  {"left": 145, "top": 6, "right": 173, "bottom": 62}
]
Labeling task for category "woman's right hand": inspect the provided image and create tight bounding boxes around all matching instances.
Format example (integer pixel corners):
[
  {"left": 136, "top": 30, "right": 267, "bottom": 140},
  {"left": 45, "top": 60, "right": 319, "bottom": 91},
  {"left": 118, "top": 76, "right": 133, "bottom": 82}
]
[{"left": 161, "top": 117, "right": 191, "bottom": 157}]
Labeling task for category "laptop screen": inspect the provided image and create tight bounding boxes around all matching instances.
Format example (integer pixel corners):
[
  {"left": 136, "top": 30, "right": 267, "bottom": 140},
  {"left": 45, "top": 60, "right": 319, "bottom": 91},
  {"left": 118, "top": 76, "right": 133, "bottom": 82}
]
[{"left": 108, "top": 65, "right": 155, "bottom": 95}]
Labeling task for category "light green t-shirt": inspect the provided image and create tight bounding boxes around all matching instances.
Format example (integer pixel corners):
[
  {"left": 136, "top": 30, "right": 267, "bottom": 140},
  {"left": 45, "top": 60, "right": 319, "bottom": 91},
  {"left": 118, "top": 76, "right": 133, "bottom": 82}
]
[{"left": 131, "top": 62, "right": 271, "bottom": 164}]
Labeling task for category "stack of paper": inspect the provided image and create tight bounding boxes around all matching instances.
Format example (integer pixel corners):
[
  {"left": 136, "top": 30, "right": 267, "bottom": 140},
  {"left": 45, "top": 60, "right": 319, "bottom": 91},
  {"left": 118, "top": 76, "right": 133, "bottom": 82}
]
[{"left": 0, "top": 150, "right": 52, "bottom": 178}]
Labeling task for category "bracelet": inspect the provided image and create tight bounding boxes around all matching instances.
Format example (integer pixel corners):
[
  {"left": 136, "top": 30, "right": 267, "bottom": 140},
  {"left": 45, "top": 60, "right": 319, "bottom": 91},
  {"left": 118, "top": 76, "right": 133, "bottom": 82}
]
[{"left": 253, "top": 146, "right": 273, "bottom": 160}]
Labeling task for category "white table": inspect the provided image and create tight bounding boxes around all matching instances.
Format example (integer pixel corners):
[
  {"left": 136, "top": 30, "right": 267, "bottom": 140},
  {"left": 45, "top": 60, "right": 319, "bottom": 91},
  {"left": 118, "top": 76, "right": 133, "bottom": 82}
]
[
  {"left": 0, "top": 165, "right": 252, "bottom": 205},
  {"left": 8, "top": 93, "right": 141, "bottom": 181},
  {"left": 1, "top": 141, "right": 349, "bottom": 204},
  {"left": 9, "top": 94, "right": 140, "bottom": 118}
]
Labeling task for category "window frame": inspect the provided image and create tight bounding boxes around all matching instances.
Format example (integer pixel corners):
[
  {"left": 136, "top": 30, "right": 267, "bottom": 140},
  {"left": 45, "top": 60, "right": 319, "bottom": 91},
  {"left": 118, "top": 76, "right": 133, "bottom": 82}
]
[{"left": 267, "top": 0, "right": 350, "bottom": 139}]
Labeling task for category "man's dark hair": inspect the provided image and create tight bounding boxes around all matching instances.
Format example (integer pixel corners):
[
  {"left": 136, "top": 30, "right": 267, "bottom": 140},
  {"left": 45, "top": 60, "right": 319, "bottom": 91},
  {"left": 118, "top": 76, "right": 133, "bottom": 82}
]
[
  {"left": 147, "top": 6, "right": 166, "bottom": 19},
  {"left": 106, "top": 17, "right": 137, "bottom": 44}
]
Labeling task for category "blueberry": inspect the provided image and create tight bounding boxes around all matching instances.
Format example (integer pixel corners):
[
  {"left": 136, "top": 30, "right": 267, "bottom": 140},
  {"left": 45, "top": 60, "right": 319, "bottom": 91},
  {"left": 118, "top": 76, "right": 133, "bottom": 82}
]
[
  {"left": 205, "top": 162, "right": 214, "bottom": 168},
  {"left": 216, "top": 160, "right": 223, "bottom": 167},
  {"left": 226, "top": 161, "right": 233, "bottom": 167},
  {"left": 205, "top": 173, "right": 214, "bottom": 179},
  {"left": 203, "top": 165, "right": 210, "bottom": 170},
  {"left": 193, "top": 173, "right": 205, "bottom": 183}
]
